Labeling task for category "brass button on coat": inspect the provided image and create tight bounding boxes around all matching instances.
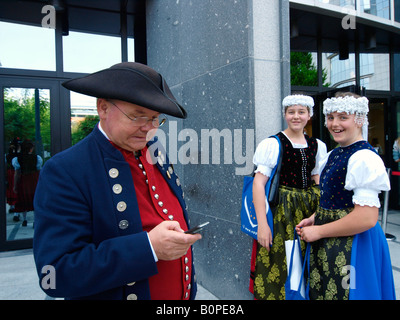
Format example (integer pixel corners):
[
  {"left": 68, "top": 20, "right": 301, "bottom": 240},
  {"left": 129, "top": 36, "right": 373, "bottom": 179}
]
[{"left": 127, "top": 293, "right": 138, "bottom": 300}]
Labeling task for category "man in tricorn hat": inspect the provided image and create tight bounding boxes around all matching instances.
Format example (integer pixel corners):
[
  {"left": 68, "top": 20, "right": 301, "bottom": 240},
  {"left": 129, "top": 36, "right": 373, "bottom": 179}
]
[{"left": 33, "top": 62, "right": 202, "bottom": 300}]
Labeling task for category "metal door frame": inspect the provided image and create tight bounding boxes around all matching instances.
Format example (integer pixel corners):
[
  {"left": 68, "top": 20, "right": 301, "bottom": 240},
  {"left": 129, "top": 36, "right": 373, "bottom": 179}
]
[{"left": 0, "top": 76, "right": 66, "bottom": 251}]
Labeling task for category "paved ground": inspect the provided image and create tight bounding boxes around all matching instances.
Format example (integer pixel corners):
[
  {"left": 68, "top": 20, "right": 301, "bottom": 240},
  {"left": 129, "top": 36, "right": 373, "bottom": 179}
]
[
  {"left": 0, "top": 248, "right": 218, "bottom": 300},
  {"left": 0, "top": 210, "right": 399, "bottom": 300}
]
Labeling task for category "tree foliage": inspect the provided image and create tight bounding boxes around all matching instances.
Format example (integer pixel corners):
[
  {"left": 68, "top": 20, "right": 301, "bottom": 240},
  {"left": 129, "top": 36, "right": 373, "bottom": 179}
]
[
  {"left": 71, "top": 115, "right": 99, "bottom": 145},
  {"left": 4, "top": 88, "right": 51, "bottom": 159},
  {"left": 290, "top": 52, "right": 330, "bottom": 87}
]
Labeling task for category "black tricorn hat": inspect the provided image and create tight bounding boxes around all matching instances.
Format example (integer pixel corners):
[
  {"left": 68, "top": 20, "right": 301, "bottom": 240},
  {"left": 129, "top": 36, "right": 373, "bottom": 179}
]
[{"left": 62, "top": 62, "right": 187, "bottom": 119}]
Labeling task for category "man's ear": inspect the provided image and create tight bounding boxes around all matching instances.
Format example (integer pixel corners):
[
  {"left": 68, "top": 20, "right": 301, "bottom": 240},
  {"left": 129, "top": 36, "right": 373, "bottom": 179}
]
[{"left": 97, "top": 98, "right": 109, "bottom": 119}]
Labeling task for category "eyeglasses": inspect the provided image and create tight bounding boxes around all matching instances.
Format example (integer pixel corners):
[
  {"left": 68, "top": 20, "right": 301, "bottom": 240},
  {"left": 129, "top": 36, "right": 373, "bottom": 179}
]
[{"left": 107, "top": 100, "right": 167, "bottom": 128}]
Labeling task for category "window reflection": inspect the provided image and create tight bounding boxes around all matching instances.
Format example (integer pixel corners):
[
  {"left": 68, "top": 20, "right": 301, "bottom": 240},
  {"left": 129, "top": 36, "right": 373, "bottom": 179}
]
[
  {"left": 360, "top": 53, "right": 390, "bottom": 90},
  {"left": 394, "top": 54, "right": 400, "bottom": 91},
  {"left": 70, "top": 92, "right": 98, "bottom": 145},
  {"left": 4, "top": 88, "right": 50, "bottom": 240},
  {"left": 318, "top": 0, "right": 355, "bottom": 8},
  {"left": 395, "top": 0, "right": 400, "bottom": 22},
  {"left": 360, "top": 0, "right": 390, "bottom": 19},
  {"left": 63, "top": 31, "right": 121, "bottom": 73},
  {"left": 0, "top": 21, "right": 56, "bottom": 71},
  {"left": 128, "top": 37, "right": 135, "bottom": 62},
  {"left": 322, "top": 53, "right": 356, "bottom": 88}
]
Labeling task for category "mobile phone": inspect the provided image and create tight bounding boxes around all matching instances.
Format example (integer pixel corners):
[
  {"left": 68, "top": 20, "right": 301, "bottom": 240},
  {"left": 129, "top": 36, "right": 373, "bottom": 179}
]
[{"left": 184, "top": 222, "right": 209, "bottom": 234}]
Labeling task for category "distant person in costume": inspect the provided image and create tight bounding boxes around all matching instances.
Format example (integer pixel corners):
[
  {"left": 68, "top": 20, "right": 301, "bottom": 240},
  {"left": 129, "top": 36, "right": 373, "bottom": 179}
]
[
  {"left": 393, "top": 137, "right": 400, "bottom": 170},
  {"left": 296, "top": 92, "right": 395, "bottom": 300},
  {"left": 6, "top": 138, "right": 19, "bottom": 214},
  {"left": 12, "top": 139, "right": 42, "bottom": 226},
  {"left": 33, "top": 62, "right": 202, "bottom": 300},
  {"left": 250, "top": 94, "right": 327, "bottom": 300}
]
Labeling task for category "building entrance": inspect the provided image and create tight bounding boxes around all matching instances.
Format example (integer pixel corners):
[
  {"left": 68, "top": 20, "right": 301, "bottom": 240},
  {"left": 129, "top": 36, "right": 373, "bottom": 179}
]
[{"left": 390, "top": 98, "right": 400, "bottom": 209}]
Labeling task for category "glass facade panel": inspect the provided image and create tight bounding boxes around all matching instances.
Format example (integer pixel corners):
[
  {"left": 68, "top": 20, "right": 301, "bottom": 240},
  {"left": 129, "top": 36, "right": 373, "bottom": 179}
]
[
  {"left": 392, "top": 102, "right": 400, "bottom": 208},
  {"left": 360, "top": 0, "right": 390, "bottom": 19},
  {"left": 395, "top": 0, "right": 400, "bottom": 22},
  {"left": 128, "top": 37, "right": 135, "bottom": 62},
  {"left": 63, "top": 31, "right": 121, "bottom": 73},
  {"left": 322, "top": 53, "right": 356, "bottom": 88},
  {"left": 0, "top": 21, "right": 56, "bottom": 71},
  {"left": 318, "top": 0, "right": 355, "bottom": 8},
  {"left": 360, "top": 53, "right": 390, "bottom": 90},
  {"left": 394, "top": 54, "right": 400, "bottom": 92}
]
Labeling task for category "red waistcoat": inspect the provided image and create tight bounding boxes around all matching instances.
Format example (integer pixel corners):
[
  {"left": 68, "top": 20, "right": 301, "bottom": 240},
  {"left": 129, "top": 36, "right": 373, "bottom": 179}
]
[{"left": 115, "top": 144, "right": 192, "bottom": 300}]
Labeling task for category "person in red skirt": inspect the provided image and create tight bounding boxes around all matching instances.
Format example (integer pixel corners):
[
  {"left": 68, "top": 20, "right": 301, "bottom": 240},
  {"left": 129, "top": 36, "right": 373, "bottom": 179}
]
[{"left": 12, "top": 139, "right": 42, "bottom": 226}]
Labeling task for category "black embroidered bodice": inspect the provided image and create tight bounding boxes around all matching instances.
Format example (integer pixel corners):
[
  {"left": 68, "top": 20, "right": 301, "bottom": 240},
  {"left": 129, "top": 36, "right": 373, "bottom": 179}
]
[
  {"left": 277, "top": 132, "right": 318, "bottom": 189},
  {"left": 319, "top": 140, "right": 376, "bottom": 210}
]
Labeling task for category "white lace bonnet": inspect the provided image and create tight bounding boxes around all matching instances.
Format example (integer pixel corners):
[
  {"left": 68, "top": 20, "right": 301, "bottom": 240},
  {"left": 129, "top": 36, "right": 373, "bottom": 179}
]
[
  {"left": 282, "top": 94, "right": 314, "bottom": 117},
  {"left": 323, "top": 95, "right": 369, "bottom": 140}
]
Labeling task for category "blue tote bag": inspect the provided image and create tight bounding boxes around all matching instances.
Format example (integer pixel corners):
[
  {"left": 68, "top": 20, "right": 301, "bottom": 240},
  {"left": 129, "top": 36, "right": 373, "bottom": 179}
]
[
  {"left": 240, "top": 135, "right": 282, "bottom": 240},
  {"left": 285, "top": 232, "right": 310, "bottom": 300}
]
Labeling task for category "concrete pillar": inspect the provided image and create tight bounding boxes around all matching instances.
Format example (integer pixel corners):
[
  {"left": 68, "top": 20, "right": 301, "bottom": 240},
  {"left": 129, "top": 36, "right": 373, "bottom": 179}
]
[{"left": 146, "top": 0, "right": 290, "bottom": 299}]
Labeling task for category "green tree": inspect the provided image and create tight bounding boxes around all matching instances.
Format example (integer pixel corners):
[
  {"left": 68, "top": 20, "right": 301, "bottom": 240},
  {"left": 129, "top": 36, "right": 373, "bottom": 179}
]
[
  {"left": 71, "top": 115, "right": 99, "bottom": 145},
  {"left": 290, "top": 52, "right": 330, "bottom": 87},
  {"left": 4, "top": 88, "right": 51, "bottom": 159}
]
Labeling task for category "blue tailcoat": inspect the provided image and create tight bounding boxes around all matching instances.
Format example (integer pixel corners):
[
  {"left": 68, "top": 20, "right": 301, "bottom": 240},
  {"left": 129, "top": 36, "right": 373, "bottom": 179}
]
[{"left": 33, "top": 125, "right": 197, "bottom": 300}]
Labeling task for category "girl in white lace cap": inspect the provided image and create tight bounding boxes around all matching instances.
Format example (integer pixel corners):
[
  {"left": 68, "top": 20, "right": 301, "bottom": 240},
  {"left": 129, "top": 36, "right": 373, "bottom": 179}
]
[
  {"left": 296, "top": 92, "right": 395, "bottom": 300},
  {"left": 250, "top": 94, "right": 327, "bottom": 300}
]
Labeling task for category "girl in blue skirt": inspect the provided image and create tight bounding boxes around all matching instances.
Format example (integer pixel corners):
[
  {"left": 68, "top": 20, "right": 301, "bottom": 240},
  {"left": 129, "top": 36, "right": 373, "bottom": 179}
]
[{"left": 296, "top": 92, "right": 395, "bottom": 300}]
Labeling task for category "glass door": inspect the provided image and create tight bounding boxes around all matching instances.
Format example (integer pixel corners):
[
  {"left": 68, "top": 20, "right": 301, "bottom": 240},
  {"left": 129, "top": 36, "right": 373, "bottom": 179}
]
[
  {"left": 368, "top": 98, "right": 387, "bottom": 163},
  {"left": 390, "top": 98, "right": 400, "bottom": 209},
  {"left": 0, "top": 79, "right": 56, "bottom": 251}
]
